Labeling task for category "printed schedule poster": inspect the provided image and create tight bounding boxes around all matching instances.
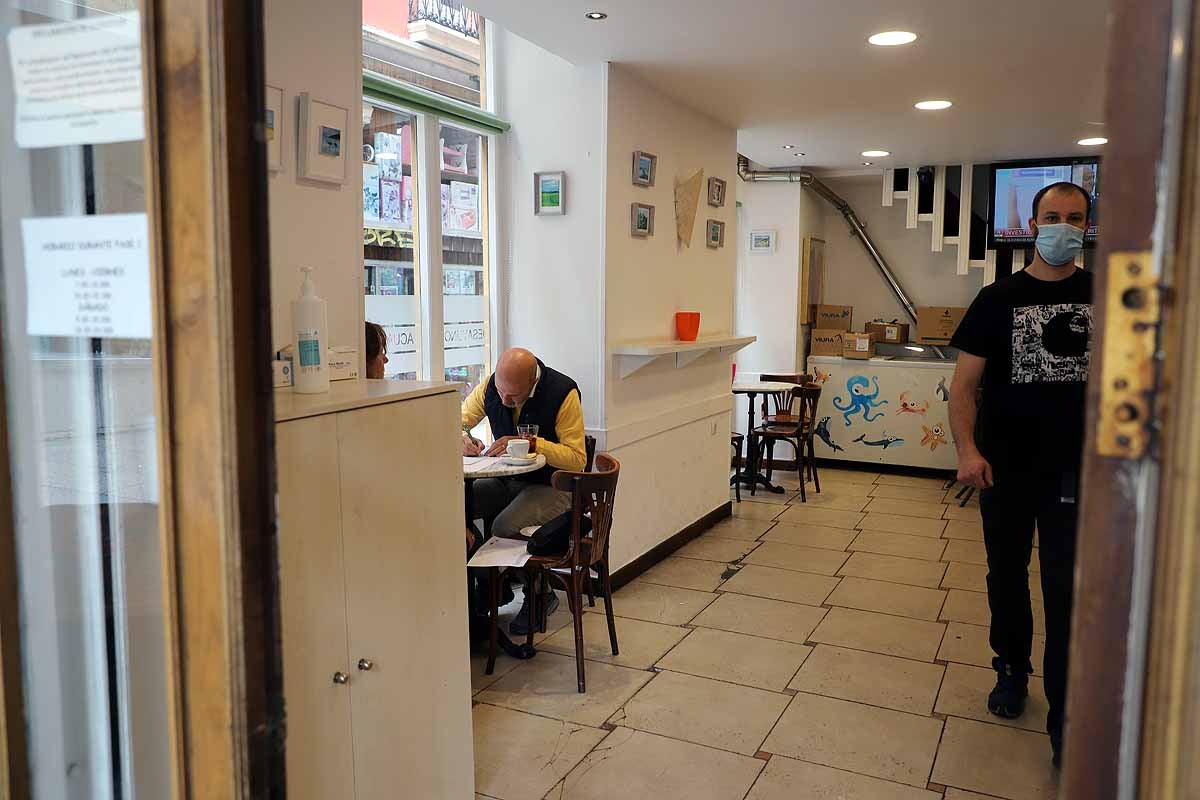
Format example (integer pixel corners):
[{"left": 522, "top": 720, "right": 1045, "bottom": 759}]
[
  {"left": 7, "top": 12, "right": 144, "bottom": 148},
  {"left": 22, "top": 213, "right": 152, "bottom": 339}
]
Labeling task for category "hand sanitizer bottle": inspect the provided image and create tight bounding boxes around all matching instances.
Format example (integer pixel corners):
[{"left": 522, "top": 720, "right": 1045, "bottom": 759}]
[{"left": 292, "top": 267, "right": 329, "bottom": 394}]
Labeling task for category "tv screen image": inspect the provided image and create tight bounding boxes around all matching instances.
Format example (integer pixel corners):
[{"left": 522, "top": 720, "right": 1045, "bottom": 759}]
[{"left": 988, "top": 159, "right": 1099, "bottom": 247}]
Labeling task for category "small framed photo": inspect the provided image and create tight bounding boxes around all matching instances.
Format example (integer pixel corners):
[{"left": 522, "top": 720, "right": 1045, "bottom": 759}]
[
  {"left": 707, "top": 177, "right": 726, "bottom": 207},
  {"left": 706, "top": 219, "right": 726, "bottom": 248},
  {"left": 265, "top": 85, "right": 284, "bottom": 172},
  {"left": 298, "top": 92, "right": 348, "bottom": 184},
  {"left": 632, "top": 151, "right": 657, "bottom": 187},
  {"left": 631, "top": 203, "right": 655, "bottom": 237},
  {"left": 749, "top": 229, "right": 777, "bottom": 254},
  {"left": 534, "top": 171, "right": 565, "bottom": 216}
]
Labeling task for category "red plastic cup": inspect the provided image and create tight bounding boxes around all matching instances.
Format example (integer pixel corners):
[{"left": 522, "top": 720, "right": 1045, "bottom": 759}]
[{"left": 675, "top": 311, "right": 701, "bottom": 341}]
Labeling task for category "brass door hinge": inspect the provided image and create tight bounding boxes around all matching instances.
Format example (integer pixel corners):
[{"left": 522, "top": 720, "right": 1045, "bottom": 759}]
[{"left": 1098, "top": 251, "right": 1161, "bottom": 458}]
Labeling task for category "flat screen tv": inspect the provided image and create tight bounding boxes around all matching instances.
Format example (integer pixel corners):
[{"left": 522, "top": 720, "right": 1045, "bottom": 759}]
[{"left": 987, "top": 157, "right": 1100, "bottom": 248}]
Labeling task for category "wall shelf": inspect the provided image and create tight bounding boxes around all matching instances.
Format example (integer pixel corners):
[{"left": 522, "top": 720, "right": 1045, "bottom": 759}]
[{"left": 612, "top": 335, "right": 756, "bottom": 379}]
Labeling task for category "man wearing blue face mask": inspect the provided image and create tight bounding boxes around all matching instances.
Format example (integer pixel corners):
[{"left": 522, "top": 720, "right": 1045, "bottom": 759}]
[{"left": 947, "top": 181, "right": 1094, "bottom": 769}]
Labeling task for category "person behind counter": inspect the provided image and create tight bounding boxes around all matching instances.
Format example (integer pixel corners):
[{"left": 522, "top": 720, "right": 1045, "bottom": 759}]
[
  {"left": 461, "top": 347, "right": 586, "bottom": 634},
  {"left": 948, "top": 181, "right": 1094, "bottom": 769},
  {"left": 365, "top": 321, "right": 388, "bottom": 380}
]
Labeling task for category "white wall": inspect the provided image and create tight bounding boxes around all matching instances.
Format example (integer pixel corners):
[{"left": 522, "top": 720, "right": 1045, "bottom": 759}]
[{"left": 265, "top": 0, "right": 364, "bottom": 354}]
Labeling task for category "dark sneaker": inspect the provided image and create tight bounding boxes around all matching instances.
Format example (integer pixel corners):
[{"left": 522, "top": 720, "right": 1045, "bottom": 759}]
[
  {"left": 1050, "top": 725, "right": 1063, "bottom": 769},
  {"left": 509, "top": 591, "right": 559, "bottom": 636},
  {"left": 988, "top": 658, "right": 1030, "bottom": 719}
]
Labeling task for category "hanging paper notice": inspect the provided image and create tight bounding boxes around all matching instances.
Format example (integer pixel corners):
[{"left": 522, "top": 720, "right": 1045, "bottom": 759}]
[
  {"left": 7, "top": 12, "right": 144, "bottom": 148},
  {"left": 22, "top": 214, "right": 152, "bottom": 339}
]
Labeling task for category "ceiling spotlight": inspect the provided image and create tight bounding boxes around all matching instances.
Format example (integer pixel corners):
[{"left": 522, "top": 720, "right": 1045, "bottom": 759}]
[
  {"left": 1077, "top": 137, "right": 1108, "bottom": 146},
  {"left": 862, "top": 161, "right": 873, "bottom": 166},
  {"left": 584, "top": 11, "right": 607, "bottom": 20},
  {"left": 915, "top": 99, "right": 953, "bottom": 110},
  {"left": 782, "top": 144, "right": 795, "bottom": 149},
  {"left": 794, "top": 152, "right": 807, "bottom": 157},
  {"left": 868, "top": 31, "right": 917, "bottom": 46},
  {"left": 861, "top": 150, "right": 891, "bottom": 158}
]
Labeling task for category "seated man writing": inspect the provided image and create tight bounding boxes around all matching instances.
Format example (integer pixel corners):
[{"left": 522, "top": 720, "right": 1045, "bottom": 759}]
[{"left": 462, "top": 347, "right": 586, "bottom": 634}]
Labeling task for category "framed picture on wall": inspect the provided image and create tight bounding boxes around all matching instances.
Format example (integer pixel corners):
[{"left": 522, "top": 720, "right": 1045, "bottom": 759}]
[
  {"left": 706, "top": 219, "right": 725, "bottom": 248},
  {"left": 631, "top": 203, "right": 655, "bottom": 236},
  {"left": 298, "top": 92, "right": 348, "bottom": 184},
  {"left": 534, "top": 171, "right": 565, "bottom": 215},
  {"left": 707, "top": 177, "right": 726, "bottom": 207},
  {"left": 265, "top": 85, "right": 284, "bottom": 173},
  {"left": 749, "top": 229, "right": 777, "bottom": 254},
  {"left": 799, "top": 235, "right": 827, "bottom": 323},
  {"left": 632, "top": 151, "right": 657, "bottom": 186}
]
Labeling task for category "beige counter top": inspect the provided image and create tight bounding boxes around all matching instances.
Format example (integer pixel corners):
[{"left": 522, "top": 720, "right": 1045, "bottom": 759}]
[{"left": 274, "top": 379, "right": 464, "bottom": 422}]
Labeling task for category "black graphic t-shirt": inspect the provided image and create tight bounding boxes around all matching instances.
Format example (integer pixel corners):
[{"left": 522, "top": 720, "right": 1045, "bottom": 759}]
[{"left": 950, "top": 268, "right": 1094, "bottom": 474}]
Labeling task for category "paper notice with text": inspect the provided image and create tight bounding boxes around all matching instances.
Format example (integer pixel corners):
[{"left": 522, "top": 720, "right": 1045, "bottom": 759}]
[{"left": 7, "top": 12, "right": 144, "bottom": 148}]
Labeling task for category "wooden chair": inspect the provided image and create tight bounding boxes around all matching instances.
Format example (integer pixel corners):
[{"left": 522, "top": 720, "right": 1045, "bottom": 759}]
[
  {"left": 751, "top": 383, "right": 822, "bottom": 501},
  {"left": 730, "top": 432, "right": 745, "bottom": 502},
  {"left": 758, "top": 373, "right": 812, "bottom": 425},
  {"left": 487, "top": 454, "right": 621, "bottom": 693}
]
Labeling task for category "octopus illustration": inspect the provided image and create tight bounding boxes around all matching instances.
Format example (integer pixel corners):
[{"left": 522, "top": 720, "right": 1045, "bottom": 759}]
[
  {"left": 811, "top": 366, "right": 831, "bottom": 385},
  {"left": 935, "top": 376, "right": 950, "bottom": 402},
  {"left": 896, "top": 391, "right": 929, "bottom": 416},
  {"left": 832, "top": 375, "right": 888, "bottom": 426},
  {"left": 921, "top": 423, "right": 949, "bottom": 451}
]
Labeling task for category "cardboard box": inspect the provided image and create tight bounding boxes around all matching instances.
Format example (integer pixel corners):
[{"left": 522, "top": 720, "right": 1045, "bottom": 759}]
[
  {"left": 811, "top": 304, "right": 853, "bottom": 331},
  {"left": 865, "top": 320, "right": 911, "bottom": 345},
  {"left": 843, "top": 332, "right": 875, "bottom": 360},
  {"left": 327, "top": 346, "right": 359, "bottom": 381},
  {"left": 809, "top": 329, "right": 847, "bottom": 356},
  {"left": 916, "top": 306, "right": 968, "bottom": 344}
]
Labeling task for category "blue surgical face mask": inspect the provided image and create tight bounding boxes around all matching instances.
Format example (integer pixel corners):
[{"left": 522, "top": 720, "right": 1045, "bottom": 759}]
[{"left": 1034, "top": 223, "right": 1085, "bottom": 266}]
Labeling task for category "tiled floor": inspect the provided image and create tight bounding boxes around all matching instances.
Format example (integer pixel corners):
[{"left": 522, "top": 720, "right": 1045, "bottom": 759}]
[{"left": 471, "top": 466, "right": 1060, "bottom": 799}]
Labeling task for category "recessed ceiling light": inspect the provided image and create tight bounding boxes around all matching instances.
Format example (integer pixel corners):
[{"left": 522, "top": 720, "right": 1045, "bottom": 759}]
[
  {"left": 915, "top": 99, "right": 953, "bottom": 110},
  {"left": 584, "top": 11, "right": 607, "bottom": 20},
  {"left": 861, "top": 161, "right": 873, "bottom": 166},
  {"left": 861, "top": 150, "right": 891, "bottom": 158},
  {"left": 782, "top": 144, "right": 795, "bottom": 149},
  {"left": 868, "top": 31, "right": 917, "bottom": 46},
  {"left": 794, "top": 152, "right": 806, "bottom": 157},
  {"left": 1078, "top": 137, "right": 1108, "bottom": 146}
]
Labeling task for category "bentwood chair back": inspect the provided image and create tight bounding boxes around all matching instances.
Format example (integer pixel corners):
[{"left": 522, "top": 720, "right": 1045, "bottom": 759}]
[
  {"left": 752, "top": 383, "right": 823, "bottom": 501},
  {"left": 758, "top": 373, "right": 812, "bottom": 421}
]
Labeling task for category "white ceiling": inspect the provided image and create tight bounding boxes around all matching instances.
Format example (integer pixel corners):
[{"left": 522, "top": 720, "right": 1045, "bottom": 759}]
[{"left": 470, "top": 0, "right": 1110, "bottom": 172}]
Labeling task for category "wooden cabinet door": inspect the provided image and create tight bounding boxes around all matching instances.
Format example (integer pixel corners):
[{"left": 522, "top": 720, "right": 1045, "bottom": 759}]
[
  {"left": 336, "top": 393, "right": 474, "bottom": 799},
  {"left": 276, "top": 416, "right": 355, "bottom": 800}
]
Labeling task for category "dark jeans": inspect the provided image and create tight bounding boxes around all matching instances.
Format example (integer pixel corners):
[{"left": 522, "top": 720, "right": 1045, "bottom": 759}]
[{"left": 979, "top": 471, "right": 1079, "bottom": 734}]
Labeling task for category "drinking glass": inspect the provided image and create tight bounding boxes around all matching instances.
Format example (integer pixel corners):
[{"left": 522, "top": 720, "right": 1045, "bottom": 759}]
[{"left": 517, "top": 424, "right": 539, "bottom": 442}]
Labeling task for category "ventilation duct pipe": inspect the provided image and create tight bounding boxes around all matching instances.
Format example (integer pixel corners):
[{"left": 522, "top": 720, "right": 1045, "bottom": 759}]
[{"left": 736, "top": 155, "right": 947, "bottom": 360}]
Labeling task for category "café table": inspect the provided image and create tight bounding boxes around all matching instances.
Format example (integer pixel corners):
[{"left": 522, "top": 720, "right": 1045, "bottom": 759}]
[
  {"left": 463, "top": 452, "right": 547, "bottom": 664},
  {"left": 732, "top": 380, "right": 796, "bottom": 495}
]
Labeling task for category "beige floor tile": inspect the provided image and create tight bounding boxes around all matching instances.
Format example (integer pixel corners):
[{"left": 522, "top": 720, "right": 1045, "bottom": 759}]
[
  {"left": 776, "top": 504, "right": 866, "bottom": 529},
  {"left": 472, "top": 704, "right": 606, "bottom": 800},
  {"left": 937, "top": 621, "right": 1046, "bottom": 674},
  {"left": 818, "top": 467, "right": 880, "bottom": 484},
  {"left": 601, "top": 581, "right": 718, "bottom": 625},
  {"left": 944, "top": 503, "right": 986, "bottom": 521},
  {"left": 552, "top": 727, "right": 764, "bottom": 800},
  {"left": 539, "top": 613, "right": 689, "bottom": 670},
  {"left": 935, "top": 663, "right": 1050, "bottom": 733},
  {"left": 789, "top": 644, "right": 945, "bottom": 715},
  {"left": 763, "top": 692, "right": 943, "bottom": 787},
  {"left": 943, "top": 539, "right": 988, "bottom": 565},
  {"left": 740, "top": 489, "right": 795, "bottom": 506},
  {"left": 807, "top": 476, "right": 873, "bottom": 494},
  {"left": 942, "top": 490, "right": 980, "bottom": 507},
  {"left": 839, "top": 551, "right": 948, "bottom": 589},
  {"left": 731, "top": 501, "right": 787, "bottom": 522},
  {"left": 941, "top": 589, "right": 992, "bottom": 626},
  {"left": 746, "top": 755, "right": 942, "bottom": 800},
  {"left": 475, "top": 651, "right": 653, "bottom": 727},
  {"left": 810, "top": 606, "right": 946, "bottom": 662},
  {"left": 874, "top": 474, "right": 947, "bottom": 489},
  {"left": 794, "top": 489, "right": 871, "bottom": 511},
  {"left": 609, "top": 670, "right": 790, "bottom": 756},
  {"left": 863, "top": 497, "right": 949, "bottom": 519},
  {"left": 931, "top": 717, "right": 1058, "bottom": 800},
  {"left": 858, "top": 512, "right": 947, "bottom": 538},
  {"left": 870, "top": 484, "right": 951, "bottom": 504},
  {"left": 690, "top": 592, "right": 827, "bottom": 645},
  {"left": 851, "top": 530, "right": 948, "bottom": 561},
  {"left": 637, "top": 557, "right": 731, "bottom": 592},
  {"left": 709, "top": 515, "right": 778, "bottom": 539},
  {"left": 944, "top": 519, "right": 985, "bottom": 541},
  {"left": 674, "top": 535, "right": 760, "bottom": 563},
  {"left": 657, "top": 626, "right": 812, "bottom": 691},
  {"left": 718, "top": 563, "right": 841, "bottom": 606},
  {"left": 741, "top": 541, "right": 851, "bottom": 576},
  {"left": 944, "top": 790, "right": 1005, "bottom": 800},
  {"left": 471, "top": 649, "right": 526, "bottom": 695},
  {"left": 942, "top": 562, "right": 988, "bottom": 592},
  {"left": 827, "top": 576, "right": 947, "bottom": 621},
  {"left": 760, "top": 522, "right": 856, "bottom": 551}
]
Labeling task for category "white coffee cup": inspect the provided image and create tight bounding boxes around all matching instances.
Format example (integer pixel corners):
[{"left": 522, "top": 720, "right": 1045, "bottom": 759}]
[{"left": 506, "top": 438, "right": 530, "bottom": 458}]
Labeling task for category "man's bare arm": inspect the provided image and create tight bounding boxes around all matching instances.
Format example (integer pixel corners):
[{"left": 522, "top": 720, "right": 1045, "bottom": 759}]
[{"left": 949, "top": 353, "right": 993, "bottom": 489}]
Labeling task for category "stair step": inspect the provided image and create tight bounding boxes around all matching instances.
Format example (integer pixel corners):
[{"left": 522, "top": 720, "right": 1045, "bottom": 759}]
[
  {"left": 917, "top": 213, "right": 934, "bottom": 223},
  {"left": 893, "top": 190, "right": 909, "bottom": 199},
  {"left": 943, "top": 236, "right": 959, "bottom": 245}
]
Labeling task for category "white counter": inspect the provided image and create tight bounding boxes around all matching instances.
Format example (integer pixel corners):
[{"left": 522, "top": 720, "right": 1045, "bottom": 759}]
[{"left": 274, "top": 379, "right": 463, "bottom": 422}]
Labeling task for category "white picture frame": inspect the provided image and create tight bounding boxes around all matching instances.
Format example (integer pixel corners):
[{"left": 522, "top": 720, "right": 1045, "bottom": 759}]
[
  {"left": 534, "top": 171, "right": 565, "bottom": 216},
  {"left": 749, "top": 229, "right": 777, "bottom": 254},
  {"left": 298, "top": 92, "right": 348, "bottom": 185},
  {"left": 265, "top": 85, "right": 284, "bottom": 172}
]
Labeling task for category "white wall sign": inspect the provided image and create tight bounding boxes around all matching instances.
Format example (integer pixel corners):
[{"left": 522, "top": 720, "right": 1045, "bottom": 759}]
[
  {"left": 7, "top": 12, "right": 144, "bottom": 148},
  {"left": 22, "top": 213, "right": 152, "bottom": 339}
]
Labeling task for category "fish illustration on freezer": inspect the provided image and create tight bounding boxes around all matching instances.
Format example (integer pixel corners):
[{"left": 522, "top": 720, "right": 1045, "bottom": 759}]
[
  {"left": 936, "top": 376, "right": 950, "bottom": 401},
  {"left": 814, "top": 416, "right": 843, "bottom": 452},
  {"left": 853, "top": 432, "right": 905, "bottom": 449},
  {"left": 811, "top": 366, "right": 830, "bottom": 385}
]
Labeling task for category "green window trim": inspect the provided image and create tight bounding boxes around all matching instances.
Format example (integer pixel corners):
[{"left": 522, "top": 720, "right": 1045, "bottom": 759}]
[{"left": 363, "top": 70, "right": 511, "bottom": 135}]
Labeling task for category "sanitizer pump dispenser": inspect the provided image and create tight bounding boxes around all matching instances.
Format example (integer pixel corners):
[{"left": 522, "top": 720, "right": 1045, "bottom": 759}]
[{"left": 292, "top": 267, "right": 329, "bottom": 394}]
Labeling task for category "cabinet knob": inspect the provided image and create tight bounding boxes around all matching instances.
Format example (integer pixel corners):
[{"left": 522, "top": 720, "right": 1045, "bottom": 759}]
[
  {"left": 332, "top": 671, "right": 349, "bottom": 685},
  {"left": 357, "top": 658, "right": 374, "bottom": 672}
]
